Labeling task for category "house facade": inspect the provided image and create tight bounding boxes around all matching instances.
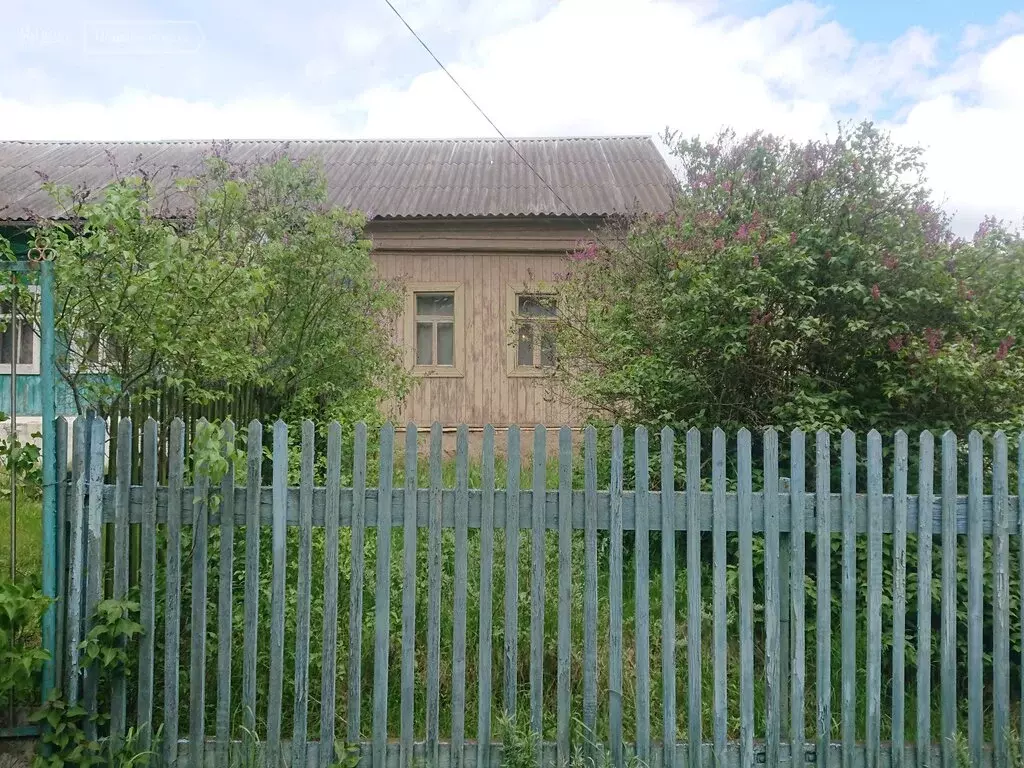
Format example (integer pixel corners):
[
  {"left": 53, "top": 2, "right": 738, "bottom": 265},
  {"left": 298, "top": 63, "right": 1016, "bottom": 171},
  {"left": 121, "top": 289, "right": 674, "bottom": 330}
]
[{"left": 0, "top": 137, "right": 675, "bottom": 432}]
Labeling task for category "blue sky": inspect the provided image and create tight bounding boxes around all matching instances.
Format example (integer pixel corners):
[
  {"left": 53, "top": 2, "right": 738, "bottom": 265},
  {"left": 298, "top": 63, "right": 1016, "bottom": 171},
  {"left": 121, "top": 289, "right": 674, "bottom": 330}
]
[{"left": 1, "top": 0, "right": 1022, "bottom": 233}]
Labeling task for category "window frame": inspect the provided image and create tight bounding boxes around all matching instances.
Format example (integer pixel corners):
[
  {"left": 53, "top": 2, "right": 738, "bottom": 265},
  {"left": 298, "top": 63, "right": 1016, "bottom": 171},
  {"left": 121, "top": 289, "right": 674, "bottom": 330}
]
[
  {"left": 0, "top": 285, "right": 40, "bottom": 376},
  {"left": 507, "top": 285, "right": 559, "bottom": 378},
  {"left": 405, "top": 282, "right": 465, "bottom": 378}
]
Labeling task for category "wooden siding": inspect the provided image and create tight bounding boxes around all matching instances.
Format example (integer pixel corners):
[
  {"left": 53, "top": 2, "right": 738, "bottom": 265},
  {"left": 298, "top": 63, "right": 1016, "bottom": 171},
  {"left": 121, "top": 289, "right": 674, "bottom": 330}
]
[{"left": 369, "top": 217, "right": 593, "bottom": 427}]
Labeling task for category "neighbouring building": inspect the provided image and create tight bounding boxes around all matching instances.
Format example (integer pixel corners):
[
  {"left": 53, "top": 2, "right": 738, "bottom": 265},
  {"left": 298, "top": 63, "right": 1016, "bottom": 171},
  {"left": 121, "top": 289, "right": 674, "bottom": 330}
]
[{"left": 0, "top": 137, "right": 676, "bottom": 434}]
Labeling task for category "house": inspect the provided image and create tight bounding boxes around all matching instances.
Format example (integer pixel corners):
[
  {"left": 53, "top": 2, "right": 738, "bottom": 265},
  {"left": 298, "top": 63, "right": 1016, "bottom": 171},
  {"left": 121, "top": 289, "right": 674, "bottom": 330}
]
[{"left": 0, "top": 137, "right": 676, "bottom": 434}]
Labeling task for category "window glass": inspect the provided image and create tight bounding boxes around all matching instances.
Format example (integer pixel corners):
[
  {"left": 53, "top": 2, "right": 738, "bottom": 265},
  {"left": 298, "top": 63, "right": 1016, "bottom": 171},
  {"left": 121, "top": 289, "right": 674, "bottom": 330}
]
[
  {"left": 518, "top": 294, "right": 557, "bottom": 318},
  {"left": 436, "top": 322, "right": 454, "bottom": 366},
  {"left": 415, "top": 322, "right": 433, "bottom": 365},
  {"left": 515, "top": 293, "right": 556, "bottom": 368},
  {"left": 517, "top": 323, "right": 534, "bottom": 367},
  {"left": 0, "top": 312, "right": 34, "bottom": 366},
  {"left": 416, "top": 293, "right": 454, "bottom": 318}
]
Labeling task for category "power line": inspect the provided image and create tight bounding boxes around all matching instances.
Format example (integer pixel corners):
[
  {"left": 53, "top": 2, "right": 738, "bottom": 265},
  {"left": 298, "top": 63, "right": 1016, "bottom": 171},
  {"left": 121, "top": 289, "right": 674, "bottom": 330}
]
[{"left": 381, "top": 0, "right": 618, "bottom": 237}]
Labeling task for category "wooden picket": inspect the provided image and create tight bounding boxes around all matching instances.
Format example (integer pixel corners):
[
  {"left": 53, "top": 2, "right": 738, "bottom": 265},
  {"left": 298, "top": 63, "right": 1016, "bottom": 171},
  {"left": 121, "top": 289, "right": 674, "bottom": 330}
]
[{"left": 55, "top": 420, "right": 1024, "bottom": 768}]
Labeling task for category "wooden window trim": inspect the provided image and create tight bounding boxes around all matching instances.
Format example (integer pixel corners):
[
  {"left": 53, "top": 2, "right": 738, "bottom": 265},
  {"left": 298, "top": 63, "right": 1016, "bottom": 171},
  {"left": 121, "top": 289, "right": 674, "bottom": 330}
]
[
  {"left": 506, "top": 284, "right": 558, "bottom": 378},
  {"left": 0, "top": 285, "right": 40, "bottom": 376},
  {"left": 405, "top": 282, "right": 465, "bottom": 378}
]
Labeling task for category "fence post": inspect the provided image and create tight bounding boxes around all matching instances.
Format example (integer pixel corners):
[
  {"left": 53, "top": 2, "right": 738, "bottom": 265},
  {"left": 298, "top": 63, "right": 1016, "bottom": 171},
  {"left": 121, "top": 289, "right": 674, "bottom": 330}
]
[{"left": 779, "top": 474, "right": 791, "bottom": 740}]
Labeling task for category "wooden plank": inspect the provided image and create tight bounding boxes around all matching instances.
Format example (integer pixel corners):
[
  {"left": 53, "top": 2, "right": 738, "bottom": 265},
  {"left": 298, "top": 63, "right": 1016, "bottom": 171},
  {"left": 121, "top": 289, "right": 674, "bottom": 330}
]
[
  {"left": 712, "top": 428, "right": 727, "bottom": 768},
  {"left": 609, "top": 425, "right": 624, "bottom": 768},
  {"left": 841, "top": 430, "right": 856, "bottom": 768},
  {"left": 190, "top": 419, "right": 211, "bottom": 768},
  {"left": 738, "top": 429, "right": 754, "bottom": 768},
  {"left": 400, "top": 425, "right": 419, "bottom": 768},
  {"left": 110, "top": 416, "right": 132, "bottom": 752},
  {"left": 891, "top": 432, "right": 908, "bottom": 768},
  {"left": 65, "top": 417, "right": 86, "bottom": 705},
  {"left": 55, "top": 417, "right": 69, "bottom": 690},
  {"left": 425, "top": 423, "right": 442, "bottom": 765},
  {"left": 136, "top": 418, "right": 158, "bottom": 750},
  {"left": 789, "top": 430, "right": 806, "bottom": 754},
  {"left": 763, "top": 429, "right": 781, "bottom": 768},
  {"left": 866, "top": 431, "right": 882, "bottom": 768},
  {"left": 267, "top": 420, "right": 289, "bottom": 768},
  {"left": 529, "top": 425, "right": 547, "bottom": 735},
  {"left": 940, "top": 431, "right": 957, "bottom": 768},
  {"left": 556, "top": 426, "right": 573, "bottom": 768},
  {"left": 477, "top": 425, "right": 497, "bottom": 768},
  {"left": 661, "top": 427, "right": 676, "bottom": 768},
  {"left": 915, "top": 432, "right": 934, "bottom": 768},
  {"left": 87, "top": 474, "right": 1024, "bottom": 534},
  {"left": 348, "top": 423, "right": 368, "bottom": 743},
  {"left": 966, "top": 431, "right": 983, "bottom": 767},
  {"left": 815, "top": 432, "right": 831, "bottom": 768},
  {"left": 992, "top": 432, "right": 1009, "bottom": 767},
  {"left": 292, "top": 421, "right": 316, "bottom": 768},
  {"left": 83, "top": 416, "right": 104, "bottom": 742},
  {"left": 320, "top": 422, "right": 343, "bottom": 768},
  {"left": 687, "top": 427, "right": 703, "bottom": 768},
  {"left": 452, "top": 425, "right": 470, "bottom": 768},
  {"left": 372, "top": 424, "right": 395, "bottom": 768},
  {"left": 1018, "top": 435, "right": 1024, "bottom": 749},
  {"left": 635, "top": 427, "right": 651, "bottom": 767},
  {"left": 503, "top": 425, "right": 521, "bottom": 718},
  {"left": 241, "top": 421, "right": 263, "bottom": 735},
  {"left": 164, "top": 418, "right": 185, "bottom": 768},
  {"left": 216, "top": 420, "right": 237, "bottom": 768}
]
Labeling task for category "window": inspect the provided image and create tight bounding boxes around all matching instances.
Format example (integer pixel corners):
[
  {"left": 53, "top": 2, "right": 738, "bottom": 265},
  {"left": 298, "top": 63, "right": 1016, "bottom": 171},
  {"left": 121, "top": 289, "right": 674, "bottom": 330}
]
[
  {"left": 415, "top": 292, "right": 455, "bottom": 366},
  {"left": 0, "top": 293, "right": 39, "bottom": 374},
  {"left": 404, "top": 283, "right": 464, "bottom": 376},
  {"left": 509, "top": 289, "right": 557, "bottom": 375}
]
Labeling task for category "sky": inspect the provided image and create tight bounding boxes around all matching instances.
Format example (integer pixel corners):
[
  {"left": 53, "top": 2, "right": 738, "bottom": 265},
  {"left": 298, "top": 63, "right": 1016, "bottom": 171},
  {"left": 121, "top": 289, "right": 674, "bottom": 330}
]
[{"left": 2, "top": 0, "right": 1023, "bottom": 235}]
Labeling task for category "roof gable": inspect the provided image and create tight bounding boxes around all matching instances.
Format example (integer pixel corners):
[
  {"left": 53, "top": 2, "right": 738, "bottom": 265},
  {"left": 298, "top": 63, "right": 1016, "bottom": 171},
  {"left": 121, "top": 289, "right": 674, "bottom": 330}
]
[{"left": 0, "top": 136, "right": 678, "bottom": 222}]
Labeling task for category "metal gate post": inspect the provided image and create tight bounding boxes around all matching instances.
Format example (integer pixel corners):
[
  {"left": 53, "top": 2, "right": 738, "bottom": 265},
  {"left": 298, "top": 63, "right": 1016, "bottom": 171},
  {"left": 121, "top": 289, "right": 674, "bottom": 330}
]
[{"left": 39, "top": 257, "right": 57, "bottom": 702}]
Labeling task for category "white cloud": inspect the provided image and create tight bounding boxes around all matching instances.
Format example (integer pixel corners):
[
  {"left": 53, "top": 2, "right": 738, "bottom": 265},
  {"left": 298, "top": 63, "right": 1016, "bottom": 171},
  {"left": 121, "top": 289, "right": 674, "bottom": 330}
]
[
  {"left": 0, "top": 0, "right": 1021, "bottom": 233},
  {"left": 0, "top": 91, "right": 346, "bottom": 140},
  {"left": 890, "top": 33, "right": 1024, "bottom": 233}
]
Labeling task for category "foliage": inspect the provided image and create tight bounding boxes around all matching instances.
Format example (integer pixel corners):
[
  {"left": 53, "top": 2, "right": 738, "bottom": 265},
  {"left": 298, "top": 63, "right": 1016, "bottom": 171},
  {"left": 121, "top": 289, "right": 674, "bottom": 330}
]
[
  {"left": 0, "top": 577, "right": 50, "bottom": 704},
  {"left": 0, "top": 417, "right": 42, "bottom": 493},
  {"left": 31, "top": 597, "right": 149, "bottom": 768},
  {"left": 30, "top": 153, "right": 407, "bottom": 423},
  {"left": 553, "top": 121, "right": 1024, "bottom": 440},
  {"left": 78, "top": 598, "right": 143, "bottom": 673},
  {"left": 497, "top": 711, "right": 542, "bottom": 768},
  {"left": 191, "top": 419, "right": 246, "bottom": 513}
]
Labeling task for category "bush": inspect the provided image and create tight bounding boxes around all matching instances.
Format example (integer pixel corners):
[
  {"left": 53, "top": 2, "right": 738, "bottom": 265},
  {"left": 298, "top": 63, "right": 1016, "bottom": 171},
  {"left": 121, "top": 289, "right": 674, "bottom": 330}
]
[{"left": 553, "top": 121, "right": 1024, "bottom": 440}]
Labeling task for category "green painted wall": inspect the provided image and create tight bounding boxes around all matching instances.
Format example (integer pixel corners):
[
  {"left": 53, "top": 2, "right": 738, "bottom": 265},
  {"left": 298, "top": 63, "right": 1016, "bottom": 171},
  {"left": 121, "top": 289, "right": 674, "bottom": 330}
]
[
  {"left": 0, "top": 374, "right": 79, "bottom": 417},
  {"left": 0, "top": 227, "right": 80, "bottom": 417}
]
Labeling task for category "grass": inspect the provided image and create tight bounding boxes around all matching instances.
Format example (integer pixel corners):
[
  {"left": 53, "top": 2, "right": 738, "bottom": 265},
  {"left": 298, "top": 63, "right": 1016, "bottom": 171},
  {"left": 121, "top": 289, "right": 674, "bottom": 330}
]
[{"left": 0, "top": 473, "right": 42, "bottom": 582}]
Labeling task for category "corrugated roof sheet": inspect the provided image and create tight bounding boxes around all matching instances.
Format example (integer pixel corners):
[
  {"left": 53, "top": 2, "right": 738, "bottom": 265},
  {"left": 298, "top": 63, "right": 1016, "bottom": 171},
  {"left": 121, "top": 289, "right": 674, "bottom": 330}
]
[{"left": 0, "top": 136, "right": 677, "bottom": 222}]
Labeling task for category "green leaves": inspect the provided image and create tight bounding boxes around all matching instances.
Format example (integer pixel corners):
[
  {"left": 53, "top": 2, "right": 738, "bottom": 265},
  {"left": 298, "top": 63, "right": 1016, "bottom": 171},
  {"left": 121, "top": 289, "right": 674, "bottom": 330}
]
[
  {"left": 77, "top": 597, "right": 142, "bottom": 676},
  {"left": 555, "top": 121, "right": 1024, "bottom": 441},
  {"left": 32, "top": 597, "right": 153, "bottom": 768},
  {"left": 31, "top": 154, "right": 405, "bottom": 425},
  {"left": 0, "top": 577, "right": 51, "bottom": 703}
]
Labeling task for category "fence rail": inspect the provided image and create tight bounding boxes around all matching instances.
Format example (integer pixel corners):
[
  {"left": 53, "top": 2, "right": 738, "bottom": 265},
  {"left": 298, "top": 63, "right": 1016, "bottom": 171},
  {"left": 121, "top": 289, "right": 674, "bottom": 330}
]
[{"left": 57, "top": 417, "right": 1022, "bottom": 768}]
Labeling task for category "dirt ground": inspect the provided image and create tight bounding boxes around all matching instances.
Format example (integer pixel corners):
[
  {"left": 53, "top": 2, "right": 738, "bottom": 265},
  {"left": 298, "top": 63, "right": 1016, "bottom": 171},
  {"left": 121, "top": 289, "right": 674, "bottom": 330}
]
[{"left": 0, "top": 738, "right": 34, "bottom": 768}]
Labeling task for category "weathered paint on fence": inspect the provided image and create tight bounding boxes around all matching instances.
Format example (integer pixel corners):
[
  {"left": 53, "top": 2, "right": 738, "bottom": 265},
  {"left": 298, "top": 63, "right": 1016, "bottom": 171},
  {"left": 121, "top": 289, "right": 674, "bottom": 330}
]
[{"left": 57, "top": 420, "right": 1024, "bottom": 767}]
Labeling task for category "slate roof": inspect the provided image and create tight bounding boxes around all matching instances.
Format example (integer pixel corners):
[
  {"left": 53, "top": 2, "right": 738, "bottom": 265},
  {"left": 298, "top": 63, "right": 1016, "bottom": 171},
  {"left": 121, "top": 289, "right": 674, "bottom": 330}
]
[{"left": 0, "top": 136, "right": 677, "bottom": 222}]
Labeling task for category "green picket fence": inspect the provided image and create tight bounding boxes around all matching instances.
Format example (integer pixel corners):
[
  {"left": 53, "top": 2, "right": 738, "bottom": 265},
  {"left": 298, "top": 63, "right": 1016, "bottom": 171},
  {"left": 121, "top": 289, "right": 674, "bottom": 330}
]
[{"left": 56, "top": 416, "right": 1021, "bottom": 767}]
